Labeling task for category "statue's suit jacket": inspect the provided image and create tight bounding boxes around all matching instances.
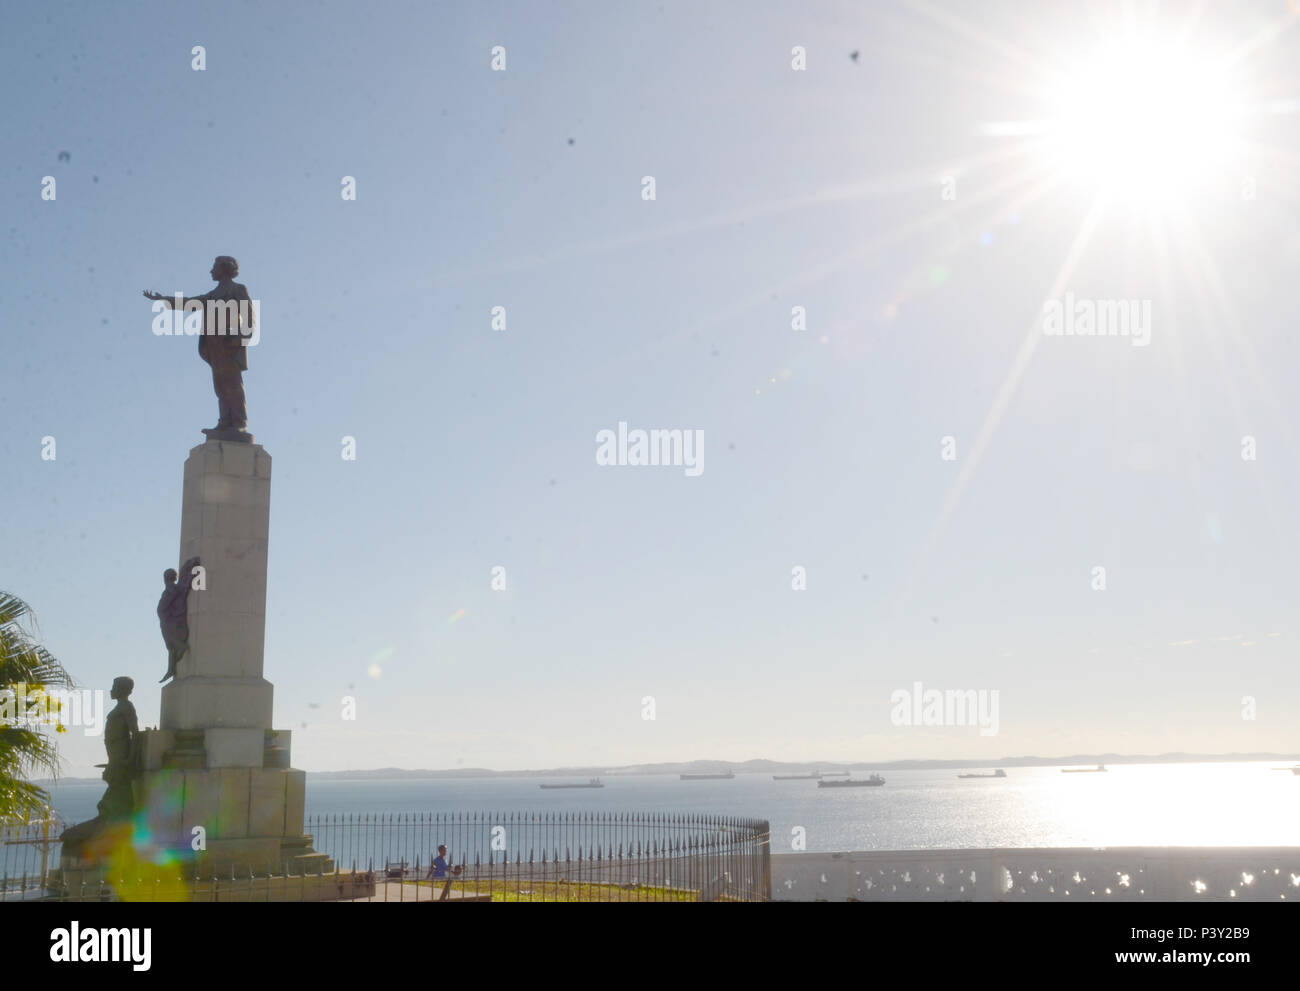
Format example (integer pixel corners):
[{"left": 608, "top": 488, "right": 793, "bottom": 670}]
[{"left": 195, "top": 281, "right": 255, "bottom": 372}]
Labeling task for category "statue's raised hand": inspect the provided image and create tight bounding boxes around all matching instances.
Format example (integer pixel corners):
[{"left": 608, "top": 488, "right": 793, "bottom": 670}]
[{"left": 143, "top": 290, "right": 166, "bottom": 301}]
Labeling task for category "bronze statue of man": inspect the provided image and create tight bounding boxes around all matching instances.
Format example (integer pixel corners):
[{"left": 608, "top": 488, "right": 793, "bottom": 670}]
[
  {"left": 144, "top": 256, "right": 256, "bottom": 442},
  {"left": 60, "top": 676, "right": 141, "bottom": 857},
  {"left": 98, "top": 677, "right": 141, "bottom": 821},
  {"left": 158, "top": 555, "right": 201, "bottom": 683}
]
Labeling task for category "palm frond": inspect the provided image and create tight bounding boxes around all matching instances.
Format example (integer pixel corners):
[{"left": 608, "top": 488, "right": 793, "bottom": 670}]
[
  {"left": 0, "top": 778, "right": 53, "bottom": 825},
  {"left": 0, "top": 593, "right": 73, "bottom": 688},
  {"left": 0, "top": 591, "right": 73, "bottom": 820},
  {"left": 0, "top": 591, "right": 35, "bottom": 630}
]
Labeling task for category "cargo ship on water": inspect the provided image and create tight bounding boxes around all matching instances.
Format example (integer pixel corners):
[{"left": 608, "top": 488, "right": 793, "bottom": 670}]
[
  {"left": 539, "top": 778, "right": 604, "bottom": 789},
  {"left": 818, "top": 774, "right": 885, "bottom": 788},
  {"left": 679, "top": 771, "right": 735, "bottom": 780},
  {"left": 957, "top": 769, "right": 1007, "bottom": 779}
]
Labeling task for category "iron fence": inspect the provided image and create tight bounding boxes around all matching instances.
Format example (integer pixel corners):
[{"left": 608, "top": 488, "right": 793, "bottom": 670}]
[
  {"left": 308, "top": 810, "right": 771, "bottom": 902},
  {"left": 3, "top": 811, "right": 771, "bottom": 902},
  {"left": 1, "top": 815, "right": 66, "bottom": 900}
]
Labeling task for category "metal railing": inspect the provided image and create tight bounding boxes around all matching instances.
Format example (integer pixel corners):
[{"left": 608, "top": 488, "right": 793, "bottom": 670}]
[
  {"left": 4, "top": 811, "right": 772, "bottom": 902},
  {"left": 308, "top": 811, "right": 772, "bottom": 902},
  {"left": 1, "top": 815, "right": 67, "bottom": 900}
]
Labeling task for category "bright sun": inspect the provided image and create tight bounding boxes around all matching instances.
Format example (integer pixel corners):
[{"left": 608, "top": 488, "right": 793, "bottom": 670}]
[{"left": 1041, "top": 37, "right": 1243, "bottom": 203}]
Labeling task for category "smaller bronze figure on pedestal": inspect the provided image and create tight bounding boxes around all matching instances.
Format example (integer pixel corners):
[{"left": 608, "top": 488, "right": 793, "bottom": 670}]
[
  {"left": 60, "top": 677, "right": 141, "bottom": 858},
  {"left": 158, "top": 556, "right": 201, "bottom": 683},
  {"left": 97, "top": 677, "right": 141, "bottom": 820}
]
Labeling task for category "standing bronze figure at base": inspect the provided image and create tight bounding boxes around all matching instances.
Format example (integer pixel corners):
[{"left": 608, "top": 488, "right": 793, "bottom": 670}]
[{"left": 59, "top": 677, "right": 141, "bottom": 859}]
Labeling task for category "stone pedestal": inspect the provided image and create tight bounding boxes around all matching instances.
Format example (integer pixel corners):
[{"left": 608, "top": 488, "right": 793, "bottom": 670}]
[
  {"left": 125, "top": 762, "right": 327, "bottom": 876},
  {"left": 162, "top": 440, "right": 274, "bottom": 732},
  {"left": 117, "top": 439, "right": 326, "bottom": 878}
]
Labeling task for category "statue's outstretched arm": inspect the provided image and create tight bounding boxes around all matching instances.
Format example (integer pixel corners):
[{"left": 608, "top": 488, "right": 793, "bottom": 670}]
[{"left": 142, "top": 289, "right": 211, "bottom": 308}]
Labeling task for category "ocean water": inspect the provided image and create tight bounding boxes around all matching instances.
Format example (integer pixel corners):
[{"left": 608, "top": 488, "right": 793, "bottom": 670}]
[{"left": 38, "top": 761, "right": 1300, "bottom": 853}]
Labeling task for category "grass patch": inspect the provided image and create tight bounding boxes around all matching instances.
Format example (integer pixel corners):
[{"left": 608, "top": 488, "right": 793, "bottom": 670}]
[{"left": 405, "top": 878, "right": 699, "bottom": 902}]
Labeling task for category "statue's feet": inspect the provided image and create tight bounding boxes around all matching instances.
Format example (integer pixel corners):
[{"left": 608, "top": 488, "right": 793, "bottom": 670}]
[{"left": 202, "top": 425, "right": 254, "bottom": 443}]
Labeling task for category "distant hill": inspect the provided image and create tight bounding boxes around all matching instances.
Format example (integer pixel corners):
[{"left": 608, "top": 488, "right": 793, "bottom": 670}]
[{"left": 304, "top": 752, "right": 1300, "bottom": 780}]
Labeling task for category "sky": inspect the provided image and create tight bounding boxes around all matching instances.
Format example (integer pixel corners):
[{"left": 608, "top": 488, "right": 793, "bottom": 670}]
[{"left": 3, "top": 1, "right": 1299, "bottom": 777}]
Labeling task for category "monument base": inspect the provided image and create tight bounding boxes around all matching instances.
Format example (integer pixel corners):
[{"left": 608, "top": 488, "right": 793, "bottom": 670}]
[
  {"left": 127, "top": 760, "right": 327, "bottom": 876},
  {"left": 49, "top": 868, "right": 373, "bottom": 902},
  {"left": 56, "top": 834, "right": 330, "bottom": 879},
  {"left": 54, "top": 730, "right": 331, "bottom": 879},
  {"left": 57, "top": 775, "right": 327, "bottom": 879}
]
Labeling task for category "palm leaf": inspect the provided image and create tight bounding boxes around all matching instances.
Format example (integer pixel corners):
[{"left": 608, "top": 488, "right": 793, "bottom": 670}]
[{"left": 0, "top": 591, "right": 74, "bottom": 822}]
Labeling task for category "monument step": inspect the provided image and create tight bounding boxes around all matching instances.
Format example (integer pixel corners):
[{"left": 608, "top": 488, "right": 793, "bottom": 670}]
[
  {"left": 291, "top": 852, "right": 335, "bottom": 875},
  {"left": 162, "top": 729, "right": 207, "bottom": 768},
  {"left": 159, "top": 748, "right": 291, "bottom": 770},
  {"left": 162, "top": 753, "right": 205, "bottom": 769}
]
